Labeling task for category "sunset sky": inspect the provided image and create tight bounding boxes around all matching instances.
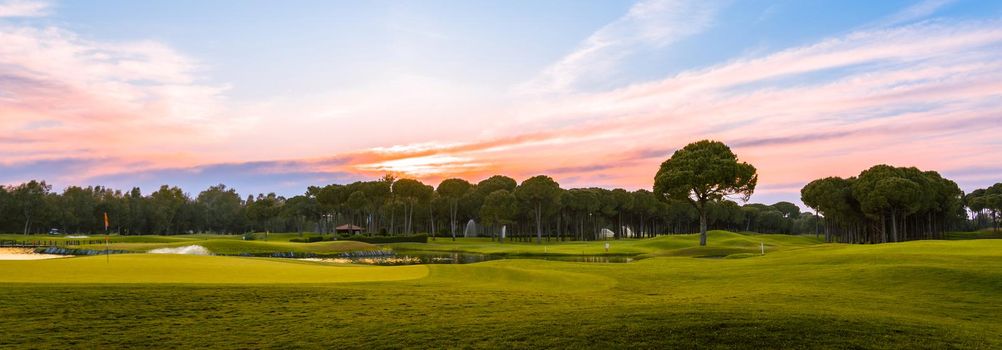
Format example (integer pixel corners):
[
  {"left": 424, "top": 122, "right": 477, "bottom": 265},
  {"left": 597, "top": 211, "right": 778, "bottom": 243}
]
[{"left": 2, "top": 0, "right": 1001, "bottom": 205}]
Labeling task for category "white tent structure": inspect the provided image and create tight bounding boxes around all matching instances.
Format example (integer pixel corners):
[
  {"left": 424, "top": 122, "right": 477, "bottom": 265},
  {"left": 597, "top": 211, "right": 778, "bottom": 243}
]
[{"left": 600, "top": 228, "right": 615, "bottom": 239}]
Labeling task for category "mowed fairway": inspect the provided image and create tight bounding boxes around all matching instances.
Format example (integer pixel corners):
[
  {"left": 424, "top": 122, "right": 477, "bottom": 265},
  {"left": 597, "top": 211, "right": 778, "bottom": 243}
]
[{"left": 1, "top": 232, "right": 1000, "bottom": 349}]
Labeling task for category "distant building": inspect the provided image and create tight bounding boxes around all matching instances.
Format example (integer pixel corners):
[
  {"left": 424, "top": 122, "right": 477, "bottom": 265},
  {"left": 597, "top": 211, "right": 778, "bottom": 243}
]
[{"left": 335, "top": 224, "right": 364, "bottom": 235}]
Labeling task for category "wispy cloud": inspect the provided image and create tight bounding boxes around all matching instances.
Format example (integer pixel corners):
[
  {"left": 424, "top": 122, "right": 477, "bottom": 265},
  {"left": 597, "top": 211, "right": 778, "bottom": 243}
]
[
  {"left": 2, "top": 0, "right": 1000, "bottom": 204},
  {"left": 0, "top": 0, "right": 48, "bottom": 17},
  {"left": 872, "top": 0, "right": 957, "bottom": 28},
  {"left": 343, "top": 19, "right": 1002, "bottom": 194},
  {"left": 519, "top": 0, "right": 722, "bottom": 94}
]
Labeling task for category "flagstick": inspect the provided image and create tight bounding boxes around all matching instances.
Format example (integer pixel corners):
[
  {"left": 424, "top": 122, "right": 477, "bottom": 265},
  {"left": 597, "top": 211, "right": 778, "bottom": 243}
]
[{"left": 104, "top": 212, "right": 110, "bottom": 263}]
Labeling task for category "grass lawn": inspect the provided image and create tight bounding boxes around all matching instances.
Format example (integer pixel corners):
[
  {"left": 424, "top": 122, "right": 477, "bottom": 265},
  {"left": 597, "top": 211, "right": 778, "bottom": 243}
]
[
  {"left": 393, "top": 231, "right": 823, "bottom": 257},
  {"left": 946, "top": 230, "right": 1002, "bottom": 240},
  {"left": 1, "top": 231, "right": 1000, "bottom": 348}
]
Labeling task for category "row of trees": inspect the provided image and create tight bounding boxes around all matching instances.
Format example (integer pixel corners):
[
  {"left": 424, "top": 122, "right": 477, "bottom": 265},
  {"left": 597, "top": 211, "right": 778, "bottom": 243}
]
[
  {"left": 294, "top": 173, "right": 814, "bottom": 243},
  {"left": 0, "top": 140, "right": 984, "bottom": 245},
  {"left": 0, "top": 177, "right": 812, "bottom": 240},
  {"left": 800, "top": 165, "right": 967, "bottom": 243},
  {"left": 0, "top": 181, "right": 309, "bottom": 235},
  {"left": 0, "top": 141, "right": 808, "bottom": 244},
  {"left": 966, "top": 183, "right": 1002, "bottom": 232}
]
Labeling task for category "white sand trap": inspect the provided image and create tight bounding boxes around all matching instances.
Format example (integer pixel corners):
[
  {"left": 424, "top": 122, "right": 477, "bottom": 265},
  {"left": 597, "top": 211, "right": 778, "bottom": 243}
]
[
  {"left": 66, "top": 235, "right": 89, "bottom": 239},
  {"left": 0, "top": 248, "right": 70, "bottom": 260},
  {"left": 148, "top": 245, "right": 212, "bottom": 255}
]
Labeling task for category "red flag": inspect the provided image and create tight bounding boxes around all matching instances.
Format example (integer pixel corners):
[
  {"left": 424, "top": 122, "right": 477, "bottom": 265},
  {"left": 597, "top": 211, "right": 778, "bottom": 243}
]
[{"left": 103, "top": 212, "right": 109, "bottom": 231}]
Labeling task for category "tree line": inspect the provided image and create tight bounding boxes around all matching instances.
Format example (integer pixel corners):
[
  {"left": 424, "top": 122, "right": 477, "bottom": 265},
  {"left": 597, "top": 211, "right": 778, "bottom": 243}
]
[
  {"left": 0, "top": 175, "right": 816, "bottom": 240},
  {"left": 0, "top": 140, "right": 985, "bottom": 244},
  {"left": 965, "top": 183, "right": 1002, "bottom": 232},
  {"left": 800, "top": 165, "right": 970, "bottom": 243}
]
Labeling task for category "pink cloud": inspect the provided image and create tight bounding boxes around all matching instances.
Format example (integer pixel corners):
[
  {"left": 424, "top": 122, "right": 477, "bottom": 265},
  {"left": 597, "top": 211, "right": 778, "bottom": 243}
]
[
  {"left": 328, "top": 20, "right": 1002, "bottom": 196},
  {"left": 0, "top": 0, "right": 48, "bottom": 18},
  {"left": 1, "top": 12, "right": 1000, "bottom": 204}
]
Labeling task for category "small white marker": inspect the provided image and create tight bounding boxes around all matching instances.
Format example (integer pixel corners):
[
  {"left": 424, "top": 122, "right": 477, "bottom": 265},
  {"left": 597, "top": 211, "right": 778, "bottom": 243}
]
[{"left": 760, "top": 242, "right": 765, "bottom": 255}]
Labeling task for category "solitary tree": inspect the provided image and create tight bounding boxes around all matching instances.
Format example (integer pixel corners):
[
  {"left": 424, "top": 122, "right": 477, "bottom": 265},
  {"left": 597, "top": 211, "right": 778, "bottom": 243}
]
[{"left": 653, "top": 140, "right": 757, "bottom": 246}]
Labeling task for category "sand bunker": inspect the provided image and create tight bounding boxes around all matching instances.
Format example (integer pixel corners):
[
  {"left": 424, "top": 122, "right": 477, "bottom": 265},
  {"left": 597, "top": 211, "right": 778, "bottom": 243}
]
[
  {"left": 148, "top": 245, "right": 212, "bottom": 255},
  {"left": 0, "top": 248, "right": 71, "bottom": 260}
]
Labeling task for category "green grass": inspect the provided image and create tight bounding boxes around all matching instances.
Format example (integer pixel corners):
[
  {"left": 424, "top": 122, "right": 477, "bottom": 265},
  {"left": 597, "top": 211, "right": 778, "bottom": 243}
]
[
  {"left": 1, "top": 231, "right": 1000, "bottom": 348},
  {"left": 393, "top": 230, "right": 822, "bottom": 257},
  {"left": 946, "top": 230, "right": 1002, "bottom": 240}
]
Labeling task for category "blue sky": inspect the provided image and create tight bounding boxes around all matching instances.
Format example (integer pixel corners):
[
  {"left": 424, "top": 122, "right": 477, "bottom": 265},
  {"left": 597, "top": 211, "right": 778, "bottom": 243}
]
[
  {"left": 40, "top": 0, "right": 999, "bottom": 98},
  {"left": 1, "top": 0, "right": 1001, "bottom": 205}
]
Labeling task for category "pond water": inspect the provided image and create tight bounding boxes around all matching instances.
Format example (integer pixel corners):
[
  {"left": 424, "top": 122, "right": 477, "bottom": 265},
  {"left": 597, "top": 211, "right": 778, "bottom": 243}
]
[{"left": 303, "top": 250, "right": 635, "bottom": 265}]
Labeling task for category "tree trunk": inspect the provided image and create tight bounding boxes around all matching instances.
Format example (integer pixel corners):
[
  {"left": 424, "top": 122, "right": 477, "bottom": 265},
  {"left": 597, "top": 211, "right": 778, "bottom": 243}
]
[
  {"left": 617, "top": 212, "right": 622, "bottom": 239},
  {"left": 824, "top": 217, "right": 830, "bottom": 243},
  {"left": 535, "top": 203, "right": 542, "bottom": 244},
  {"left": 891, "top": 210, "right": 898, "bottom": 243},
  {"left": 814, "top": 210, "right": 820, "bottom": 239},
  {"left": 429, "top": 205, "right": 436, "bottom": 240},
  {"left": 450, "top": 201, "right": 457, "bottom": 241},
  {"left": 881, "top": 212, "right": 887, "bottom": 243},
  {"left": 927, "top": 212, "right": 933, "bottom": 240},
  {"left": 698, "top": 205, "right": 707, "bottom": 246},
  {"left": 557, "top": 212, "right": 562, "bottom": 241}
]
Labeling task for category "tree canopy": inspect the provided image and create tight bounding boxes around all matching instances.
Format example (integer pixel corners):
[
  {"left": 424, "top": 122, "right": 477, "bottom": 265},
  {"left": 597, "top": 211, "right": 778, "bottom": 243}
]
[
  {"left": 654, "top": 140, "right": 757, "bottom": 246},
  {"left": 801, "top": 165, "right": 964, "bottom": 243}
]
